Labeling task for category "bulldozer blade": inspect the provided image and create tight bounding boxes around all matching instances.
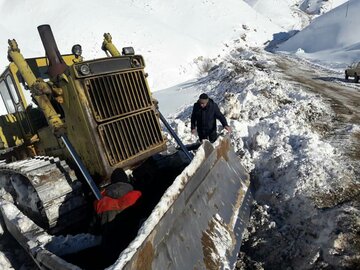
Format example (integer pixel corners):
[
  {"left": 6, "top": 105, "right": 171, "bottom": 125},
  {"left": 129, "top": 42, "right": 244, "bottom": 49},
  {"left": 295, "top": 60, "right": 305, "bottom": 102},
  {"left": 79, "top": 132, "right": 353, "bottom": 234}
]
[
  {"left": 113, "top": 136, "right": 252, "bottom": 270},
  {"left": 0, "top": 199, "right": 87, "bottom": 270},
  {"left": 0, "top": 136, "right": 251, "bottom": 269}
]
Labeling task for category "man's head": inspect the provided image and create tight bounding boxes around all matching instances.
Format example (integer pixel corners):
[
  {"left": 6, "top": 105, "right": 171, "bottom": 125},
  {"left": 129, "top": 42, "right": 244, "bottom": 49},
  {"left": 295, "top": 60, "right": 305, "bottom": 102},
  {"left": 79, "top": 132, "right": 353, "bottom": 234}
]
[{"left": 198, "top": 93, "right": 209, "bottom": 108}]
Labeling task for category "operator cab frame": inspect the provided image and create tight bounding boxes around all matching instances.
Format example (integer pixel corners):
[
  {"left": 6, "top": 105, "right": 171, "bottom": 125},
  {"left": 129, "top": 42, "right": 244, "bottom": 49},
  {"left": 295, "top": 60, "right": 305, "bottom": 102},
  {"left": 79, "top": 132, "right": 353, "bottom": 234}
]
[
  {"left": 0, "top": 65, "right": 26, "bottom": 115},
  {"left": 0, "top": 55, "right": 76, "bottom": 151},
  {"left": 0, "top": 54, "right": 76, "bottom": 116}
]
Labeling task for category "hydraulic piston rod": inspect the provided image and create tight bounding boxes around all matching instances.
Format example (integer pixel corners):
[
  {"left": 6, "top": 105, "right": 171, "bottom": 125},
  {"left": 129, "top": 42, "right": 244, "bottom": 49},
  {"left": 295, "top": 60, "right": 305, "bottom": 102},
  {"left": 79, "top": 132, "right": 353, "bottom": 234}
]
[
  {"left": 61, "top": 135, "right": 102, "bottom": 200},
  {"left": 159, "top": 111, "right": 193, "bottom": 161}
]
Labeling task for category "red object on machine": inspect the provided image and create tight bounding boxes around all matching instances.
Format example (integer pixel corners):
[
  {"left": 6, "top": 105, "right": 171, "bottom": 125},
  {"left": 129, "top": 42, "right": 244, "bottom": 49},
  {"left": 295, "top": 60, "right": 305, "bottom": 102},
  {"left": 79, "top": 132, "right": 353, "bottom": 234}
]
[{"left": 94, "top": 190, "right": 142, "bottom": 214}]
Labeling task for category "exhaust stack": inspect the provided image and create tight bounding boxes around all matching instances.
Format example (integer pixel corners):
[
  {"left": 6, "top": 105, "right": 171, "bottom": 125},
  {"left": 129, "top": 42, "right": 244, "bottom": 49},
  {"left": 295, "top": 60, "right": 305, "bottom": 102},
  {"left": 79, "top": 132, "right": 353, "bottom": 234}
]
[{"left": 37, "top": 24, "right": 67, "bottom": 78}]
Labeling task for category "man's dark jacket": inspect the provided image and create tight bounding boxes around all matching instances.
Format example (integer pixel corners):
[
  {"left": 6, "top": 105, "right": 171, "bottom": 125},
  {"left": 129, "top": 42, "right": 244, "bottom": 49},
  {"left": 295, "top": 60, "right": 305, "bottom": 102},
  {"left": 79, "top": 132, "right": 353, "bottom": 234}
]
[{"left": 191, "top": 98, "right": 228, "bottom": 135}]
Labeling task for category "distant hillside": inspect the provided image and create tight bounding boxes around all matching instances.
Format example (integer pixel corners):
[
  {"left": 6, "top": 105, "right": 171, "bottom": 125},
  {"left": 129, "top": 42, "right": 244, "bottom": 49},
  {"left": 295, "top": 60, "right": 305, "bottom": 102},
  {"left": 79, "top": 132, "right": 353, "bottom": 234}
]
[
  {"left": 0, "top": 0, "right": 280, "bottom": 91},
  {"left": 276, "top": 0, "right": 360, "bottom": 67}
]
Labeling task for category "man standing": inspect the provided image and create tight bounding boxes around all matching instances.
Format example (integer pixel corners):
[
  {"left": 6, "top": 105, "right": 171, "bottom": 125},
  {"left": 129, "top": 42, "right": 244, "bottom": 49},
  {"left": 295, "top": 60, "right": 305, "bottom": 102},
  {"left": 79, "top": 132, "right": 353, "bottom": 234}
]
[{"left": 191, "top": 93, "right": 231, "bottom": 143}]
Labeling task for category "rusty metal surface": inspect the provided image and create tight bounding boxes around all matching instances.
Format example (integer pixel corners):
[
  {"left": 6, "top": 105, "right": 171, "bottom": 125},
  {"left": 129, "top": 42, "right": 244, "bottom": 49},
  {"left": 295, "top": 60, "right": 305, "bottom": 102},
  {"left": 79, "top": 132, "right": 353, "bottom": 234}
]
[
  {"left": 98, "top": 109, "right": 166, "bottom": 167},
  {"left": 85, "top": 70, "right": 152, "bottom": 122},
  {"left": 37, "top": 25, "right": 68, "bottom": 79},
  {"left": 121, "top": 137, "right": 252, "bottom": 270},
  {"left": 0, "top": 199, "right": 82, "bottom": 270},
  {"left": 0, "top": 137, "right": 251, "bottom": 270},
  {"left": 0, "top": 156, "right": 87, "bottom": 232},
  {"left": 81, "top": 68, "right": 167, "bottom": 170}
]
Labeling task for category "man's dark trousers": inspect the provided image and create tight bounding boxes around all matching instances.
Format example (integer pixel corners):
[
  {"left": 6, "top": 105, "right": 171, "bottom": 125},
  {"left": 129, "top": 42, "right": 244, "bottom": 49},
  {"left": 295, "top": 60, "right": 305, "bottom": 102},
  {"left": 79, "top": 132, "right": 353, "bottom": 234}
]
[{"left": 198, "top": 130, "right": 218, "bottom": 143}]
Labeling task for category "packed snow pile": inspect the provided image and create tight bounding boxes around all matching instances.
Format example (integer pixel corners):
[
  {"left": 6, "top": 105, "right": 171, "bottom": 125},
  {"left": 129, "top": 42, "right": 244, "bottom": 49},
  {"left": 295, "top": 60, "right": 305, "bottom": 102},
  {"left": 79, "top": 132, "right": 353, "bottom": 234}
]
[
  {"left": 276, "top": 0, "right": 360, "bottom": 68},
  {"left": 168, "top": 44, "right": 360, "bottom": 269}
]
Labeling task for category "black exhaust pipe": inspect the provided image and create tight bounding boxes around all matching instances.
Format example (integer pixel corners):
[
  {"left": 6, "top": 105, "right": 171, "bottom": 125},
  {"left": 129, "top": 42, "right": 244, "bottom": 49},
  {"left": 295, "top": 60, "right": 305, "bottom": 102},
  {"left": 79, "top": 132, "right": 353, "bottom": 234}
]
[{"left": 37, "top": 24, "right": 67, "bottom": 78}]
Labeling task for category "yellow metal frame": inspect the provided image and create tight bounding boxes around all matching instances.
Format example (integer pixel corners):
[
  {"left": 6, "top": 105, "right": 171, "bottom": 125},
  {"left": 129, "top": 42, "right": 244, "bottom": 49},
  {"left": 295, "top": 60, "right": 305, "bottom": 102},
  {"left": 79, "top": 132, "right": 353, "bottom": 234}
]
[
  {"left": 2, "top": 33, "right": 166, "bottom": 183},
  {"left": 0, "top": 51, "right": 76, "bottom": 152},
  {"left": 102, "top": 33, "right": 121, "bottom": 57},
  {"left": 2, "top": 54, "right": 76, "bottom": 114},
  {"left": 7, "top": 40, "right": 76, "bottom": 135}
]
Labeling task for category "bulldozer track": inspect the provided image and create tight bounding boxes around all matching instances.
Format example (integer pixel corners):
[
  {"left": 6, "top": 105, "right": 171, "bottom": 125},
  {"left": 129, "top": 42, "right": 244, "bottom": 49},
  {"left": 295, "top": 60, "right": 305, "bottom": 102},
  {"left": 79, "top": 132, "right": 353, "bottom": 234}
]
[{"left": 0, "top": 156, "right": 88, "bottom": 233}]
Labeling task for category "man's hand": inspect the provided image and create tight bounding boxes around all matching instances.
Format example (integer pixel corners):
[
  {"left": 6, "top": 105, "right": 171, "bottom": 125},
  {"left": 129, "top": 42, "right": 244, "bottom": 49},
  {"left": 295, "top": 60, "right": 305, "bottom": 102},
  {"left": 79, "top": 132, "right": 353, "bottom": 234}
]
[
  {"left": 191, "top": 129, "right": 197, "bottom": 135},
  {"left": 224, "top": 126, "right": 232, "bottom": 133}
]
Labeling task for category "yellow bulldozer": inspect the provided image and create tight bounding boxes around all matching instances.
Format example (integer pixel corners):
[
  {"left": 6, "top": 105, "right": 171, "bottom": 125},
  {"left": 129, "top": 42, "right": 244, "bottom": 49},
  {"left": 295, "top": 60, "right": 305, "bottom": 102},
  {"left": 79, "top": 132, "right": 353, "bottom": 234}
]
[{"left": 0, "top": 25, "right": 252, "bottom": 269}]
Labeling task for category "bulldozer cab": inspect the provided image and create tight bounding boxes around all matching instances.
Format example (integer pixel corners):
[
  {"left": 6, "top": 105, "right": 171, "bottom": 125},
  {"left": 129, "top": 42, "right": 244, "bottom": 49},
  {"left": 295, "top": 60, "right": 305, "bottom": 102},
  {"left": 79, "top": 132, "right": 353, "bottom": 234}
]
[
  {"left": 0, "top": 54, "right": 76, "bottom": 113},
  {"left": 0, "top": 65, "right": 26, "bottom": 115},
  {"left": 0, "top": 55, "right": 76, "bottom": 152},
  {"left": 0, "top": 63, "right": 29, "bottom": 150}
]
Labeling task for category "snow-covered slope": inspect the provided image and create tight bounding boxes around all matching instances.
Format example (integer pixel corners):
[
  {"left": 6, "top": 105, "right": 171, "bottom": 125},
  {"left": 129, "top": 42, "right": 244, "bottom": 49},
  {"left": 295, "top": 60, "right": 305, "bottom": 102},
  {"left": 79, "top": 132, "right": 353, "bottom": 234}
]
[
  {"left": 276, "top": 0, "right": 360, "bottom": 67},
  {"left": 164, "top": 45, "right": 360, "bottom": 270},
  {"left": 244, "top": 0, "right": 307, "bottom": 30},
  {"left": 244, "top": 0, "right": 348, "bottom": 31},
  {"left": 299, "top": 0, "right": 348, "bottom": 15},
  {"left": 0, "top": 0, "right": 281, "bottom": 91}
]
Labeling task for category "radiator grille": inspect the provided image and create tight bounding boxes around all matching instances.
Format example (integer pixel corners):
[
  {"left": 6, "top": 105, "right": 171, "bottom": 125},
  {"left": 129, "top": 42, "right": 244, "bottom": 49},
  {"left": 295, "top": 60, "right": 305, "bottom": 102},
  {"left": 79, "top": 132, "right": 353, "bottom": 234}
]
[
  {"left": 98, "top": 109, "right": 165, "bottom": 166},
  {"left": 85, "top": 70, "right": 152, "bottom": 122}
]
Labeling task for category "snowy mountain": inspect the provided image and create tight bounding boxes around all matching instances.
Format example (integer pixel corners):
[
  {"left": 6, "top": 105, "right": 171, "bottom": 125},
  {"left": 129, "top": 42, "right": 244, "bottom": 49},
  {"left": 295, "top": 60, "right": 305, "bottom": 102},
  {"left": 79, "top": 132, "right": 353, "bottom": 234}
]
[
  {"left": 1, "top": 1, "right": 360, "bottom": 269},
  {"left": 277, "top": 0, "right": 360, "bottom": 68},
  {"left": 245, "top": 0, "right": 348, "bottom": 30},
  {"left": 0, "top": 0, "right": 355, "bottom": 90},
  {"left": 0, "top": 0, "right": 281, "bottom": 92},
  {"left": 245, "top": 0, "right": 309, "bottom": 30}
]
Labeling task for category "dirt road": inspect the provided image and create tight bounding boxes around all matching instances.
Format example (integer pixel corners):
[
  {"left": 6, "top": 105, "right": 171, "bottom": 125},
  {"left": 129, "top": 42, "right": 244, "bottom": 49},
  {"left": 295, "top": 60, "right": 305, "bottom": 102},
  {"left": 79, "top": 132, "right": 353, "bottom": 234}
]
[
  {"left": 275, "top": 54, "right": 360, "bottom": 160},
  {"left": 275, "top": 54, "right": 360, "bottom": 123}
]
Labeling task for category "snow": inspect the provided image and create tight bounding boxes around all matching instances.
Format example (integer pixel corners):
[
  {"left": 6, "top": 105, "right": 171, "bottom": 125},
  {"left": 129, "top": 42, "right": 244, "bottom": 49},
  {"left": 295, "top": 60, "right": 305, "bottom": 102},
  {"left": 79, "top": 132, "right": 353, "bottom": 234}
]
[
  {"left": 276, "top": 0, "right": 360, "bottom": 69},
  {"left": 245, "top": 0, "right": 306, "bottom": 30},
  {"left": 169, "top": 45, "right": 354, "bottom": 199},
  {"left": 0, "top": 0, "right": 360, "bottom": 269},
  {"left": 0, "top": 252, "right": 14, "bottom": 270},
  {"left": 153, "top": 79, "right": 201, "bottom": 117},
  {"left": 159, "top": 43, "right": 360, "bottom": 268},
  {"left": 245, "top": 0, "right": 349, "bottom": 32},
  {"left": 0, "top": 0, "right": 280, "bottom": 93},
  {"left": 0, "top": 0, "right": 285, "bottom": 116}
]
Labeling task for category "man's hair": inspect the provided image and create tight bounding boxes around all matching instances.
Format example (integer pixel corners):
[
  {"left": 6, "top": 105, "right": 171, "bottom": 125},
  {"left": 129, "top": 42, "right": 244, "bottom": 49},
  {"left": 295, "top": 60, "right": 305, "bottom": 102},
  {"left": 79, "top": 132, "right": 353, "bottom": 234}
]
[{"left": 199, "top": 93, "right": 209, "bottom": 100}]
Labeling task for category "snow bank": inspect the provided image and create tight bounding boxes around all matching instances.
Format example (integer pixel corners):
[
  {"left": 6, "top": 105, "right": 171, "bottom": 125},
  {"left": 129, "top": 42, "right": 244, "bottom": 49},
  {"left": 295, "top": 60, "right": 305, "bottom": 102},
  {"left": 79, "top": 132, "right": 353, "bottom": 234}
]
[
  {"left": 173, "top": 44, "right": 357, "bottom": 202},
  {"left": 169, "top": 45, "right": 360, "bottom": 268},
  {"left": 277, "top": 0, "right": 360, "bottom": 68}
]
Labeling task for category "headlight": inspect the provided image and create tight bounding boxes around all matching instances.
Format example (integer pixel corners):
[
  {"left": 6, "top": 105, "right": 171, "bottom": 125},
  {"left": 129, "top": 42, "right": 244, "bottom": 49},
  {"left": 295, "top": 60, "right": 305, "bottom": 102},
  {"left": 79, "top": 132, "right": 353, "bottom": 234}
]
[
  {"left": 79, "top": 64, "right": 90, "bottom": 75},
  {"left": 71, "top": 44, "right": 82, "bottom": 57},
  {"left": 132, "top": 58, "right": 141, "bottom": 68},
  {"left": 122, "top": 47, "right": 135, "bottom": 56}
]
